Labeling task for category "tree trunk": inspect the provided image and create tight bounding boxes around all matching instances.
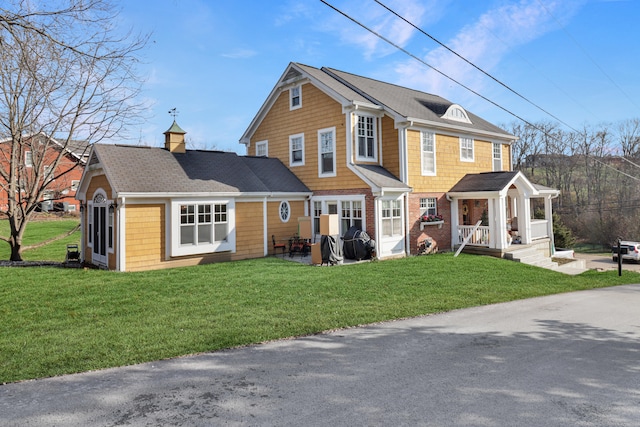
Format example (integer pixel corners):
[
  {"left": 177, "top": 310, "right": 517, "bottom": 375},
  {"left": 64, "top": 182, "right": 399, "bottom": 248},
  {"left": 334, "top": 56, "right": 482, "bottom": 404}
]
[{"left": 10, "top": 241, "right": 22, "bottom": 261}]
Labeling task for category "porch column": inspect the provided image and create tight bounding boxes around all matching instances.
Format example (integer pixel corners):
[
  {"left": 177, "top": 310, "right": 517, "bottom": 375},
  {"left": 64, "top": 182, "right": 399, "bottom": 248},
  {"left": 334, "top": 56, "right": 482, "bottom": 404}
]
[
  {"left": 449, "top": 197, "right": 459, "bottom": 250},
  {"left": 492, "top": 196, "right": 508, "bottom": 250},
  {"left": 545, "top": 195, "right": 555, "bottom": 252},
  {"left": 519, "top": 196, "right": 532, "bottom": 244}
]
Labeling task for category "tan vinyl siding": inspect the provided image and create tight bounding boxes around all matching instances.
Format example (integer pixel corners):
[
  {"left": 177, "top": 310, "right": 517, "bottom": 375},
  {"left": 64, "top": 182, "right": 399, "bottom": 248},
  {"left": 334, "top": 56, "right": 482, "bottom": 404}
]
[
  {"left": 251, "top": 82, "right": 367, "bottom": 190},
  {"left": 125, "top": 204, "right": 165, "bottom": 271},
  {"left": 234, "top": 201, "right": 266, "bottom": 259},
  {"left": 409, "top": 130, "right": 510, "bottom": 193},
  {"left": 267, "top": 200, "right": 306, "bottom": 254},
  {"left": 381, "top": 115, "right": 400, "bottom": 178}
]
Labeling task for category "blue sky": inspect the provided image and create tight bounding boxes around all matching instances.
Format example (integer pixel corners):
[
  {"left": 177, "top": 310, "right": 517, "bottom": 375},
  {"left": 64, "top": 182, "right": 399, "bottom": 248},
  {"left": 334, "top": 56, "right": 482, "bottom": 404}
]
[{"left": 119, "top": 0, "right": 639, "bottom": 153}]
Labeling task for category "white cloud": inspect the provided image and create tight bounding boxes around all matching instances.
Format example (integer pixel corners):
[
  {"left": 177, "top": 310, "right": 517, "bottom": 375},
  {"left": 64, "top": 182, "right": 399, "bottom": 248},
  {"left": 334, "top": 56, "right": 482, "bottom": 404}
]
[{"left": 394, "top": 0, "right": 587, "bottom": 100}]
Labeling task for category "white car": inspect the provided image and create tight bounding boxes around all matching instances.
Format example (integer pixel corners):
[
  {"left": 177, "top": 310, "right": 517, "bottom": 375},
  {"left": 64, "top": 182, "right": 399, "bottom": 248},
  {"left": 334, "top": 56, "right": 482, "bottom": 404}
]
[{"left": 612, "top": 241, "right": 640, "bottom": 262}]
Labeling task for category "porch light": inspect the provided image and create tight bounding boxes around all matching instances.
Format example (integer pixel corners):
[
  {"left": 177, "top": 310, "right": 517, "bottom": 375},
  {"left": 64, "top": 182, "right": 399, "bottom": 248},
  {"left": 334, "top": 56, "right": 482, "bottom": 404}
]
[{"left": 109, "top": 202, "right": 117, "bottom": 214}]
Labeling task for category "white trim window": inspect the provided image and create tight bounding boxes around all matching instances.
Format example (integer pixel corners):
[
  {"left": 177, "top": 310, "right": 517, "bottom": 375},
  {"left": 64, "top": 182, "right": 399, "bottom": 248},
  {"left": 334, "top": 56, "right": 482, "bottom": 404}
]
[
  {"left": 172, "top": 200, "right": 235, "bottom": 256},
  {"left": 255, "top": 140, "right": 268, "bottom": 157},
  {"left": 279, "top": 200, "right": 291, "bottom": 223},
  {"left": 318, "top": 127, "right": 336, "bottom": 177},
  {"left": 289, "top": 133, "right": 305, "bottom": 166},
  {"left": 460, "top": 137, "right": 474, "bottom": 162},
  {"left": 420, "top": 197, "right": 437, "bottom": 216},
  {"left": 71, "top": 180, "right": 80, "bottom": 191},
  {"left": 340, "top": 200, "right": 363, "bottom": 235},
  {"left": 421, "top": 131, "right": 436, "bottom": 175},
  {"left": 381, "top": 199, "right": 402, "bottom": 237},
  {"left": 290, "top": 85, "right": 301, "bottom": 110},
  {"left": 356, "top": 115, "right": 376, "bottom": 160},
  {"left": 493, "top": 142, "right": 502, "bottom": 171},
  {"left": 313, "top": 201, "right": 322, "bottom": 235},
  {"left": 25, "top": 151, "right": 33, "bottom": 167}
]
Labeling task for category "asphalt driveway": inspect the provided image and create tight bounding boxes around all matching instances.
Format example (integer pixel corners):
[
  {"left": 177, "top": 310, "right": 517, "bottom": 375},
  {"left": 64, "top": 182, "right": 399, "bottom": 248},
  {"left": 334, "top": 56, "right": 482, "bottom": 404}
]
[{"left": 2, "top": 284, "right": 640, "bottom": 426}]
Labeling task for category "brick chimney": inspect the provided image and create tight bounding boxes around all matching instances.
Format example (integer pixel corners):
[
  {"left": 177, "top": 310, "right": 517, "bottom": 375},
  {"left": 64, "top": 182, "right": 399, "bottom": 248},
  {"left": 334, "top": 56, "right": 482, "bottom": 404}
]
[{"left": 164, "top": 120, "right": 186, "bottom": 153}]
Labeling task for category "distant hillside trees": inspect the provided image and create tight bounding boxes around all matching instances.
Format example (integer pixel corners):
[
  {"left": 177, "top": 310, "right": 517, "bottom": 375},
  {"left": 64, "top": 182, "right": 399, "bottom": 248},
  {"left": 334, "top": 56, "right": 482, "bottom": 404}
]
[{"left": 507, "top": 119, "right": 640, "bottom": 247}]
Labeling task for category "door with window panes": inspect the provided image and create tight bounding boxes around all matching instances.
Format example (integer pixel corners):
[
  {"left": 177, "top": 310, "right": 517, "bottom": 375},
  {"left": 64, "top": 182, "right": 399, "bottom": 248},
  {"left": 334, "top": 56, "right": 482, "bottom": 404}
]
[{"left": 91, "top": 193, "right": 109, "bottom": 266}]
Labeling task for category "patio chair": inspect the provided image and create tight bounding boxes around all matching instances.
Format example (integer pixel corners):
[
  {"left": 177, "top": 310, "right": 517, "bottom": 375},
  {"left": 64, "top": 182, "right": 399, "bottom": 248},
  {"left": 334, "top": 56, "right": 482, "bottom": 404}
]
[{"left": 272, "top": 235, "right": 286, "bottom": 256}]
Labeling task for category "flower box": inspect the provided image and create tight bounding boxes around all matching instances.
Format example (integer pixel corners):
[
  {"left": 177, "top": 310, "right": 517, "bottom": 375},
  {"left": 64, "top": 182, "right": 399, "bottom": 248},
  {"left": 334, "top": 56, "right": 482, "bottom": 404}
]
[{"left": 420, "top": 220, "right": 444, "bottom": 231}]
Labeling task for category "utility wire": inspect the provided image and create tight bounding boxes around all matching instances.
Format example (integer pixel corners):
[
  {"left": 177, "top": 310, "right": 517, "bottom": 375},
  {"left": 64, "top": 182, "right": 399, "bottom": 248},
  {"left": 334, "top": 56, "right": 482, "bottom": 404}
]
[
  {"left": 320, "top": 0, "right": 640, "bottom": 183},
  {"left": 374, "top": 0, "right": 579, "bottom": 133},
  {"left": 535, "top": 0, "right": 640, "bottom": 115}
]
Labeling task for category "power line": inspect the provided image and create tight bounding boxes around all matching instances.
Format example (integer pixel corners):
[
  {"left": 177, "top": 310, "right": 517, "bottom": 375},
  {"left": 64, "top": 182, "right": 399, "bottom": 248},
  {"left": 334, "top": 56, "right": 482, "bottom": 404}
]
[
  {"left": 374, "top": 0, "right": 580, "bottom": 133},
  {"left": 535, "top": 0, "right": 640, "bottom": 115},
  {"left": 320, "top": 0, "right": 640, "bottom": 183}
]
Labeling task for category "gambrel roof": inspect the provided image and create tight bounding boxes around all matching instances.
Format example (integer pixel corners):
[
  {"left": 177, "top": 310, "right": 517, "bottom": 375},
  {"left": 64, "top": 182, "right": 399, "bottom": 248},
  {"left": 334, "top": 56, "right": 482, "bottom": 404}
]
[
  {"left": 87, "top": 144, "right": 311, "bottom": 197},
  {"left": 241, "top": 62, "right": 514, "bottom": 144}
]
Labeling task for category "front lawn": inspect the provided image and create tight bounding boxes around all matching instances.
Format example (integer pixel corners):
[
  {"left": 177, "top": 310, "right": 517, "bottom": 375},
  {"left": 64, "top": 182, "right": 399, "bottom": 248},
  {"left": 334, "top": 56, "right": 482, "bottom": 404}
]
[
  {"left": 0, "top": 218, "right": 80, "bottom": 261},
  {"left": 1, "top": 254, "right": 638, "bottom": 384}
]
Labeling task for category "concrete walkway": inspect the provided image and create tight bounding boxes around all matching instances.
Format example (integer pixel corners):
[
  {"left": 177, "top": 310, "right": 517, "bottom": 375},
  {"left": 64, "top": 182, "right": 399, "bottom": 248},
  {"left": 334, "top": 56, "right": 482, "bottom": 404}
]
[{"left": 2, "top": 284, "right": 640, "bottom": 426}]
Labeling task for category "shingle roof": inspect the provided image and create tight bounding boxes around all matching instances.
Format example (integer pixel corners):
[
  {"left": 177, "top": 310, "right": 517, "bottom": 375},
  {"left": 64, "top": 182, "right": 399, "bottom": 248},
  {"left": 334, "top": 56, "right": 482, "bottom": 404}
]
[
  {"left": 92, "top": 144, "right": 310, "bottom": 195},
  {"left": 448, "top": 171, "right": 519, "bottom": 193},
  {"left": 351, "top": 164, "right": 410, "bottom": 190}
]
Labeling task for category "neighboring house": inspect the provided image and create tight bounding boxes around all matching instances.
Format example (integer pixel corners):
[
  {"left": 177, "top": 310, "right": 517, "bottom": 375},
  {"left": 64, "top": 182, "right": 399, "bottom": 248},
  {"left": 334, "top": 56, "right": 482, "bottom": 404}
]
[
  {"left": 76, "top": 122, "right": 311, "bottom": 271},
  {"left": 240, "top": 62, "right": 559, "bottom": 258},
  {"left": 0, "top": 133, "right": 88, "bottom": 213}
]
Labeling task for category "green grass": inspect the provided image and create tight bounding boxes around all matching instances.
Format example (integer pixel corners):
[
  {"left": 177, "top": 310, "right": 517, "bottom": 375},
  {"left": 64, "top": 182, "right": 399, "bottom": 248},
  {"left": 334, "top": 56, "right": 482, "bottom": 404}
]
[
  {"left": 2, "top": 253, "right": 639, "bottom": 384},
  {"left": 0, "top": 218, "right": 80, "bottom": 261}
]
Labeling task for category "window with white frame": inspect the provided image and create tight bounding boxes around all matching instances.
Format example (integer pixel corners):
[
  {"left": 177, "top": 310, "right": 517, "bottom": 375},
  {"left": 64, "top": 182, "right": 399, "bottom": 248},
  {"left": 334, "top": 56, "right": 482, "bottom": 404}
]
[
  {"left": 173, "top": 200, "right": 234, "bottom": 256},
  {"left": 421, "top": 131, "right": 436, "bottom": 175},
  {"left": 340, "top": 200, "right": 363, "bottom": 235},
  {"left": 255, "top": 140, "right": 268, "bottom": 157},
  {"left": 381, "top": 199, "right": 402, "bottom": 237},
  {"left": 460, "top": 137, "right": 474, "bottom": 162},
  {"left": 318, "top": 127, "right": 336, "bottom": 177},
  {"left": 289, "top": 133, "right": 304, "bottom": 166},
  {"left": 493, "top": 143, "right": 502, "bottom": 171},
  {"left": 279, "top": 200, "right": 290, "bottom": 223},
  {"left": 71, "top": 180, "right": 80, "bottom": 191},
  {"left": 356, "top": 115, "right": 376, "bottom": 160},
  {"left": 420, "top": 198, "right": 437, "bottom": 216},
  {"left": 290, "top": 85, "right": 301, "bottom": 110},
  {"left": 25, "top": 151, "right": 33, "bottom": 167},
  {"left": 313, "top": 201, "right": 322, "bottom": 234},
  {"left": 108, "top": 207, "right": 114, "bottom": 249}
]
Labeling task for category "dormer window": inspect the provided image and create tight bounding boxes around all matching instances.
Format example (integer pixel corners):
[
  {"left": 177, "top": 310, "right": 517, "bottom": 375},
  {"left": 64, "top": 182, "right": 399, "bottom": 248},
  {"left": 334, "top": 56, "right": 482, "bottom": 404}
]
[
  {"left": 356, "top": 114, "right": 377, "bottom": 161},
  {"left": 443, "top": 104, "right": 472, "bottom": 124},
  {"left": 290, "top": 85, "right": 301, "bottom": 110}
]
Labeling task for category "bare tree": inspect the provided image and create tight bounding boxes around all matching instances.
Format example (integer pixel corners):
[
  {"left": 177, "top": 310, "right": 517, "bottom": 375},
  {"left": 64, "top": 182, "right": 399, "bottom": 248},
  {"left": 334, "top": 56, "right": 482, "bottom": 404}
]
[{"left": 0, "top": 0, "right": 148, "bottom": 260}]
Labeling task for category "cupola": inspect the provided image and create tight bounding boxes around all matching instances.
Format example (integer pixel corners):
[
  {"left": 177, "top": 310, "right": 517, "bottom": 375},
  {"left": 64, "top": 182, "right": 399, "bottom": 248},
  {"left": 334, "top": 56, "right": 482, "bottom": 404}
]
[{"left": 164, "top": 120, "right": 187, "bottom": 153}]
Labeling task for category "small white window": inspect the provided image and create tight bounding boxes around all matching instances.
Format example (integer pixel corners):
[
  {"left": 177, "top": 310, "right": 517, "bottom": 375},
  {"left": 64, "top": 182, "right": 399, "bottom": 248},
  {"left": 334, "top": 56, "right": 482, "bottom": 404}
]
[
  {"left": 421, "top": 132, "right": 436, "bottom": 175},
  {"left": 255, "top": 140, "right": 268, "bottom": 157},
  {"left": 289, "top": 133, "right": 305, "bottom": 166},
  {"left": 356, "top": 115, "right": 377, "bottom": 160},
  {"left": 71, "top": 180, "right": 80, "bottom": 191},
  {"left": 279, "top": 201, "right": 291, "bottom": 223},
  {"left": 25, "top": 151, "right": 33, "bottom": 167},
  {"left": 318, "top": 127, "right": 336, "bottom": 177},
  {"left": 381, "top": 199, "right": 402, "bottom": 237},
  {"left": 493, "top": 143, "right": 502, "bottom": 171},
  {"left": 290, "top": 85, "right": 301, "bottom": 110},
  {"left": 460, "top": 137, "right": 474, "bottom": 162},
  {"left": 420, "top": 198, "right": 438, "bottom": 216}
]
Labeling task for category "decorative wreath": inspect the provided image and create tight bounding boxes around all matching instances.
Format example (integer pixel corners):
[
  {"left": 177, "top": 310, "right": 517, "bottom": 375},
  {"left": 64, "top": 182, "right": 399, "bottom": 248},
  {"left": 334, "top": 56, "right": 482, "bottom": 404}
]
[{"left": 462, "top": 204, "right": 469, "bottom": 215}]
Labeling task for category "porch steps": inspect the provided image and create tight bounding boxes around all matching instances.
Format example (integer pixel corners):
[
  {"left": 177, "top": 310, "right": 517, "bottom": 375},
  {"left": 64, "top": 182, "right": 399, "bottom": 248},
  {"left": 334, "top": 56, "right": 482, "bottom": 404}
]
[{"left": 504, "top": 247, "right": 558, "bottom": 270}]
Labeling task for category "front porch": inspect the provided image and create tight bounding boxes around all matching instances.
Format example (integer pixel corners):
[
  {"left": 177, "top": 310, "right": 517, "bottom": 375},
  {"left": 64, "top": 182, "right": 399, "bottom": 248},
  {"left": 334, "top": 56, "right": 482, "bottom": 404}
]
[{"left": 447, "top": 171, "right": 560, "bottom": 256}]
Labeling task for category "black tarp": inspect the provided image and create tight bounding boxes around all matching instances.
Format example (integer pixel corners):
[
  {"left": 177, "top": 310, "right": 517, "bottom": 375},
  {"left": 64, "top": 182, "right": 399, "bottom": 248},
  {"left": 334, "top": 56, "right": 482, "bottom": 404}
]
[
  {"left": 342, "top": 226, "right": 375, "bottom": 260},
  {"left": 321, "top": 235, "right": 343, "bottom": 265}
]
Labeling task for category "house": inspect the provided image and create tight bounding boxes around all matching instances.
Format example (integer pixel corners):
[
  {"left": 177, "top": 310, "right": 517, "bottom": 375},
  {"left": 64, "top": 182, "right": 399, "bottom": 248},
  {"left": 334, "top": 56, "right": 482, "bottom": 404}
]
[
  {"left": 0, "top": 133, "right": 89, "bottom": 213},
  {"left": 240, "top": 62, "right": 559, "bottom": 259},
  {"left": 75, "top": 121, "right": 311, "bottom": 271}
]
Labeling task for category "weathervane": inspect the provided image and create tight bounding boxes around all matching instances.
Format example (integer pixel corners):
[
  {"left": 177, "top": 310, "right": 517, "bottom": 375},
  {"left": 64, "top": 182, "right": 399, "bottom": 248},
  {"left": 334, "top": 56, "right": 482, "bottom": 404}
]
[{"left": 168, "top": 108, "right": 179, "bottom": 119}]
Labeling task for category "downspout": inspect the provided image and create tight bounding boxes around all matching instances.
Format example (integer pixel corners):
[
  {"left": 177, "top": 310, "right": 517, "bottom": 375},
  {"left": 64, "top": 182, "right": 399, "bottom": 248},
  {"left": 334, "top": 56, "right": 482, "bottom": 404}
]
[
  {"left": 263, "top": 197, "right": 268, "bottom": 256},
  {"left": 399, "top": 126, "right": 411, "bottom": 256},
  {"left": 117, "top": 197, "right": 125, "bottom": 272}
]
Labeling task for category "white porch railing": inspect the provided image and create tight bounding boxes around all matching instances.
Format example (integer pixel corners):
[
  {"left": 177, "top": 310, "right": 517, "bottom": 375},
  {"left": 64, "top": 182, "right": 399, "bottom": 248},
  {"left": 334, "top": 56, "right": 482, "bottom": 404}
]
[
  {"left": 531, "top": 219, "right": 549, "bottom": 240},
  {"left": 457, "top": 225, "right": 490, "bottom": 246}
]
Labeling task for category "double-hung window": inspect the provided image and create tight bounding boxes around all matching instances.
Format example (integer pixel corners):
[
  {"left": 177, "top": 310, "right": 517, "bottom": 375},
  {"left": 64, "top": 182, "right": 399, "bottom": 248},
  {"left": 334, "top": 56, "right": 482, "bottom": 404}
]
[
  {"left": 356, "top": 115, "right": 376, "bottom": 160},
  {"left": 318, "top": 127, "right": 336, "bottom": 177},
  {"left": 340, "top": 201, "right": 363, "bottom": 235},
  {"left": 421, "top": 131, "right": 436, "bottom": 175},
  {"left": 25, "top": 151, "right": 33, "bottom": 167},
  {"left": 290, "top": 85, "right": 301, "bottom": 110},
  {"left": 381, "top": 200, "right": 402, "bottom": 237},
  {"left": 289, "top": 133, "right": 305, "bottom": 166},
  {"left": 460, "top": 137, "right": 474, "bottom": 162},
  {"left": 173, "top": 200, "right": 234, "bottom": 256},
  {"left": 493, "top": 143, "right": 502, "bottom": 171}
]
